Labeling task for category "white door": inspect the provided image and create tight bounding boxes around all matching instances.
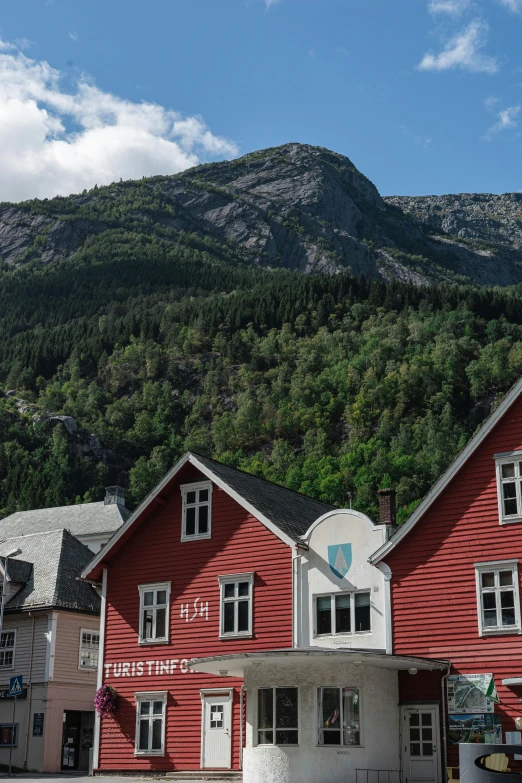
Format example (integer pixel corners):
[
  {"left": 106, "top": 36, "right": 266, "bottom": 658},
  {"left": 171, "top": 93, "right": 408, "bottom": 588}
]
[
  {"left": 401, "top": 705, "right": 441, "bottom": 783},
  {"left": 201, "top": 693, "right": 232, "bottom": 769}
]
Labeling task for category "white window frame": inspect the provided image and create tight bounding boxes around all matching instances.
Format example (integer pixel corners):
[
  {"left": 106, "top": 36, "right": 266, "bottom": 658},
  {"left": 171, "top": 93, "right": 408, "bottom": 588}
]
[
  {"left": 78, "top": 628, "right": 100, "bottom": 670},
  {"left": 475, "top": 559, "right": 521, "bottom": 637},
  {"left": 313, "top": 590, "right": 371, "bottom": 637},
  {"left": 0, "top": 630, "right": 16, "bottom": 670},
  {"left": 256, "top": 686, "right": 299, "bottom": 747},
  {"left": 317, "top": 686, "right": 362, "bottom": 748},
  {"left": 495, "top": 451, "right": 522, "bottom": 524},
  {"left": 134, "top": 691, "right": 167, "bottom": 757},
  {"left": 138, "top": 582, "right": 171, "bottom": 645},
  {"left": 181, "top": 481, "right": 212, "bottom": 541},
  {"left": 218, "top": 573, "right": 254, "bottom": 639}
]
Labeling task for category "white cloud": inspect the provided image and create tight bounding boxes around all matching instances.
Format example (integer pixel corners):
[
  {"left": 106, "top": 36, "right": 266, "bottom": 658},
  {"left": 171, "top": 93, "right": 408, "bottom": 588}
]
[
  {"left": 263, "top": 0, "right": 280, "bottom": 7},
  {"left": 428, "top": 0, "right": 471, "bottom": 15},
  {"left": 417, "top": 20, "right": 499, "bottom": 73},
  {"left": 483, "top": 99, "right": 521, "bottom": 139},
  {"left": 0, "top": 40, "right": 238, "bottom": 202},
  {"left": 497, "top": 0, "right": 522, "bottom": 11},
  {"left": 69, "top": 32, "right": 79, "bottom": 42}
]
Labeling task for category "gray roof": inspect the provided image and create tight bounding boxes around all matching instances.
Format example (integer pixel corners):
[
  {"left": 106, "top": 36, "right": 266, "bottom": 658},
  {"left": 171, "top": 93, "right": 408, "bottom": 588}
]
[
  {"left": 0, "top": 501, "right": 129, "bottom": 540},
  {"left": 193, "top": 453, "right": 335, "bottom": 541},
  {"left": 0, "top": 530, "right": 100, "bottom": 614}
]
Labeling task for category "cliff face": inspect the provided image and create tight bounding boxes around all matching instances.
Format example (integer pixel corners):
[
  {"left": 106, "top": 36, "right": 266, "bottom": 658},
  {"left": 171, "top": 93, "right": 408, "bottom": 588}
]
[{"left": 1, "top": 142, "right": 522, "bottom": 285}]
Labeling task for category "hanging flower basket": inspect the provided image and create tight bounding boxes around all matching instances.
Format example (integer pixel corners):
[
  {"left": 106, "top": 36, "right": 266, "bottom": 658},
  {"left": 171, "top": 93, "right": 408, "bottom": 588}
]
[{"left": 94, "top": 684, "right": 119, "bottom": 716}]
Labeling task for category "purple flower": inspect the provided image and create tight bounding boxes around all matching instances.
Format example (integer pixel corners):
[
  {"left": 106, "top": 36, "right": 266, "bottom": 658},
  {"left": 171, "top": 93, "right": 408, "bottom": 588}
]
[{"left": 94, "top": 685, "right": 119, "bottom": 716}]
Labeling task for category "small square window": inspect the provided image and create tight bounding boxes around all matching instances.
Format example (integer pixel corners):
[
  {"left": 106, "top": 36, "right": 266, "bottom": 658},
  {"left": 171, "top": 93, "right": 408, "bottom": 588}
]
[{"left": 181, "top": 482, "right": 212, "bottom": 540}]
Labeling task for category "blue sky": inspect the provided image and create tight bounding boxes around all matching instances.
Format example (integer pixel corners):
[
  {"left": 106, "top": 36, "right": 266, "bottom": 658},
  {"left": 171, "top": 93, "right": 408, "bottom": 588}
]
[{"left": 1, "top": 0, "right": 522, "bottom": 200}]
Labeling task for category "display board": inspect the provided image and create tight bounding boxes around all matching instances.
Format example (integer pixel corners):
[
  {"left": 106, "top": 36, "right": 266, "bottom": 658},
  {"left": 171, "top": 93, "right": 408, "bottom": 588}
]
[
  {"left": 447, "top": 674, "right": 498, "bottom": 714},
  {"left": 448, "top": 714, "right": 502, "bottom": 744}
]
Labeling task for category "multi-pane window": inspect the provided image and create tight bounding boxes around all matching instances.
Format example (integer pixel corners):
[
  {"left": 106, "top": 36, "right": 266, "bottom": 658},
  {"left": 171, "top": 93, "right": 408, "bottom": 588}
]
[
  {"left": 219, "top": 573, "right": 253, "bottom": 637},
  {"left": 407, "top": 710, "right": 435, "bottom": 758},
  {"left": 181, "top": 482, "right": 212, "bottom": 540},
  {"left": 317, "top": 687, "right": 360, "bottom": 746},
  {"left": 496, "top": 457, "right": 522, "bottom": 522},
  {"left": 475, "top": 562, "right": 521, "bottom": 635},
  {"left": 138, "top": 583, "right": 170, "bottom": 643},
  {"left": 257, "top": 688, "right": 298, "bottom": 745},
  {"left": 315, "top": 592, "right": 371, "bottom": 636},
  {"left": 79, "top": 629, "right": 100, "bottom": 669},
  {"left": 0, "top": 632, "right": 16, "bottom": 669},
  {"left": 135, "top": 692, "right": 167, "bottom": 755}
]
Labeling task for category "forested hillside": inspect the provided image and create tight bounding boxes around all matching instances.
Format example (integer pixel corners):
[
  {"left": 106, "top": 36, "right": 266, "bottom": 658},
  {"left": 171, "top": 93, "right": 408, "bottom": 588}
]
[{"left": 2, "top": 143, "right": 522, "bottom": 524}]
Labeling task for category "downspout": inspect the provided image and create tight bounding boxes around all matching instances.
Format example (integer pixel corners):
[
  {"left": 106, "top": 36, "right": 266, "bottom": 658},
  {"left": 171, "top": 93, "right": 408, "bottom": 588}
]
[
  {"left": 239, "top": 685, "right": 244, "bottom": 770},
  {"left": 376, "top": 562, "right": 393, "bottom": 655},
  {"left": 93, "top": 568, "right": 108, "bottom": 771},
  {"left": 23, "top": 612, "right": 36, "bottom": 769},
  {"left": 441, "top": 664, "right": 451, "bottom": 782}
]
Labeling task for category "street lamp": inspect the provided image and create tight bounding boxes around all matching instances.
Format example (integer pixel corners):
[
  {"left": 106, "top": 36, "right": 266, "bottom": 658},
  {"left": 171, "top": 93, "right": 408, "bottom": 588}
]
[{"left": 0, "top": 548, "right": 22, "bottom": 642}]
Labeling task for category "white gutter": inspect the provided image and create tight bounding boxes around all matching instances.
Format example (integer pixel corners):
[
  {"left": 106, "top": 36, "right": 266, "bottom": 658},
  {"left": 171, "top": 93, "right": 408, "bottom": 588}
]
[{"left": 93, "top": 568, "right": 107, "bottom": 771}]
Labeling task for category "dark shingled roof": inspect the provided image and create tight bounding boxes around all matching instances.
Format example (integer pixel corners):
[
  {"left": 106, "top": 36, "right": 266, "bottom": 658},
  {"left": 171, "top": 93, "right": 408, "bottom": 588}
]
[
  {"left": 192, "top": 453, "right": 335, "bottom": 541},
  {"left": 0, "top": 530, "right": 100, "bottom": 614},
  {"left": 0, "top": 501, "right": 129, "bottom": 540}
]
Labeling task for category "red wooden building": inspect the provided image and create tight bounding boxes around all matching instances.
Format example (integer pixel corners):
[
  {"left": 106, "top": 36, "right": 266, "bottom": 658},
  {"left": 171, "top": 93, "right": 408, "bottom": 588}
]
[
  {"left": 82, "top": 452, "right": 333, "bottom": 774},
  {"left": 371, "top": 376, "right": 522, "bottom": 782}
]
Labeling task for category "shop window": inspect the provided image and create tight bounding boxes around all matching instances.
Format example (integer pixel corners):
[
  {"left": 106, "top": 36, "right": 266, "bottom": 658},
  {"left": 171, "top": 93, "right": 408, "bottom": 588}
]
[
  {"left": 0, "top": 631, "right": 16, "bottom": 669},
  {"left": 317, "top": 687, "right": 360, "bottom": 746},
  {"left": 0, "top": 723, "right": 17, "bottom": 746},
  {"left": 475, "top": 561, "right": 521, "bottom": 636},
  {"left": 315, "top": 592, "right": 371, "bottom": 636},
  {"left": 495, "top": 454, "right": 522, "bottom": 523},
  {"left": 218, "top": 573, "right": 254, "bottom": 638},
  {"left": 181, "top": 481, "right": 212, "bottom": 540},
  {"left": 134, "top": 692, "right": 167, "bottom": 756},
  {"left": 138, "top": 583, "right": 171, "bottom": 644},
  {"left": 257, "top": 687, "right": 298, "bottom": 745},
  {"left": 79, "top": 629, "right": 100, "bottom": 669}
]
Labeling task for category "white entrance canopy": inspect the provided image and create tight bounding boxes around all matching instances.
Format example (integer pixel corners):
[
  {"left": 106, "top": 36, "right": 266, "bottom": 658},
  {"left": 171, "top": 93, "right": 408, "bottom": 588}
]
[{"left": 189, "top": 648, "right": 450, "bottom": 677}]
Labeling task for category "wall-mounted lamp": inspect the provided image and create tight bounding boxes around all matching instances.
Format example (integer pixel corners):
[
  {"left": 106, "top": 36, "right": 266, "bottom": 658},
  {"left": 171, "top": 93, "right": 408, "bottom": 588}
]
[
  {"left": 515, "top": 717, "right": 522, "bottom": 731},
  {"left": 408, "top": 668, "right": 418, "bottom": 676},
  {"left": 219, "top": 669, "right": 228, "bottom": 677}
]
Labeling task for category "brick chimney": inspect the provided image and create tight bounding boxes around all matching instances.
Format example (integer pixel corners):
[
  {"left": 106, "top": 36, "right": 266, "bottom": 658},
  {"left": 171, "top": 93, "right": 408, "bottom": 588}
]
[
  {"left": 104, "top": 485, "right": 126, "bottom": 507},
  {"left": 378, "top": 488, "right": 396, "bottom": 527}
]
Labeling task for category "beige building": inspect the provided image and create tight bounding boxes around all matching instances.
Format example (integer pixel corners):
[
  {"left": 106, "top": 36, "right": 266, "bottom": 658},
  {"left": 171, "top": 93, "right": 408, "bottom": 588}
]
[{"left": 0, "top": 489, "right": 127, "bottom": 772}]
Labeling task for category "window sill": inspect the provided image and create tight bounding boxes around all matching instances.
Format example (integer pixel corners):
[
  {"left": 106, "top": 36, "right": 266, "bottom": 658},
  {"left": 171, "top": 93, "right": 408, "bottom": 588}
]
[
  {"left": 255, "top": 744, "right": 300, "bottom": 748},
  {"left": 219, "top": 633, "right": 253, "bottom": 640},
  {"left": 316, "top": 744, "right": 363, "bottom": 749},
  {"left": 134, "top": 751, "right": 165, "bottom": 757},
  {"left": 499, "top": 517, "right": 522, "bottom": 525},
  {"left": 181, "top": 534, "right": 212, "bottom": 542},
  {"left": 78, "top": 666, "right": 97, "bottom": 671},
  {"left": 480, "top": 627, "right": 521, "bottom": 637},
  {"left": 138, "top": 639, "right": 170, "bottom": 646},
  {"left": 314, "top": 632, "right": 371, "bottom": 639}
]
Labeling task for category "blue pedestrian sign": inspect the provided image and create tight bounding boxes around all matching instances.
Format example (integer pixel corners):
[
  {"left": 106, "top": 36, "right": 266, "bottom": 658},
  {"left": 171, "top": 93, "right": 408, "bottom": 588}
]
[{"left": 8, "top": 676, "right": 22, "bottom": 697}]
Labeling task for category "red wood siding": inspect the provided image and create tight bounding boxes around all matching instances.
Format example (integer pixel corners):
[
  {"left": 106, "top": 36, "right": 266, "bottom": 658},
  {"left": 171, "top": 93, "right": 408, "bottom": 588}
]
[
  {"left": 98, "top": 465, "right": 293, "bottom": 772},
  {"left": 387, "top": 395, "right": 522, "bottom": 768}
]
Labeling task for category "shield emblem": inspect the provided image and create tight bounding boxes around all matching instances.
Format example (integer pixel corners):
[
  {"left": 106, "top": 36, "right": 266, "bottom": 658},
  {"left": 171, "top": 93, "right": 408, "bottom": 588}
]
[{"left": 328, "top": 543, "right": 352, "bottom": 579}]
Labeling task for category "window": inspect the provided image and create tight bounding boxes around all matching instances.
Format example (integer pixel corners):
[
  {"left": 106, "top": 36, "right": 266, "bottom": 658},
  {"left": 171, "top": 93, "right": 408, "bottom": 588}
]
[
  {"left": 496, "top": 454, "right": 522, "bottom": 523},
  {"left": 135, "top": 692, "right": 167, "bottom": 756},
  {"left": 181, "top": 481, "right": 212, "bottom": 540},
  {"left": 138, "top": 583, "right": 171, "bottom": 644},
  {"left": 315, "top": 592, "right": 371, "bottom": 636},
  {"left": 317, "top": 687, "right": 360, "bottom": 746},
  {"left": 257, "top": 688, "right": 298, "bottom": 745},
  {"left": 475, "top": 561, "right": 521, "bottom": 636},
  {"left": 79, "top": 629, "right": 100, "bottom": 669},
  {"left": 0, "top": 632, "right": 16, "bottom": 669},
  {"left": 0, "top": 724, "right": 18, "bottom": 747},
  {"left": 218, "top": 573, "right": 254, "bottom": 638}
]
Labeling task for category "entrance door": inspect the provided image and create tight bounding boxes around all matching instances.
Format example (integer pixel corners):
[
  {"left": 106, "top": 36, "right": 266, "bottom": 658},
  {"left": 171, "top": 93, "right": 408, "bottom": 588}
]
[
  {"left": 401, "top": 705, "right": 441, "bottom": 783},
  {"left": 201, "top": 692, "right": 232, "bottom": 769},
  {"left": 62, "top": 710, "right": 81, "bottom": 770}
]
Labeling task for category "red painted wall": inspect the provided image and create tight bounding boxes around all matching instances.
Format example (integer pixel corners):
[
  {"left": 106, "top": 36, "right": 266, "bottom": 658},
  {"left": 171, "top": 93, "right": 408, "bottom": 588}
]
[
  {"left": 98, "top": 464, "right": 294, "bottom": 771},
  {"left": 386, "top": 395, "right": 522, "bottom": 768}
]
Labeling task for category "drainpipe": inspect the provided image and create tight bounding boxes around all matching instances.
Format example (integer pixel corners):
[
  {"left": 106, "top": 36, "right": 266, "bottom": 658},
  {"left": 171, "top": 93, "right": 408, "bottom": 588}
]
[
  {"left": 23, "top": 612, "right": 36, "bottom": 769},
  {"left": 239, "top": 686, "right": 244, "bottom": 770},
  {"left": 441, "top": 665, "right": 451, "bottom": 781}
]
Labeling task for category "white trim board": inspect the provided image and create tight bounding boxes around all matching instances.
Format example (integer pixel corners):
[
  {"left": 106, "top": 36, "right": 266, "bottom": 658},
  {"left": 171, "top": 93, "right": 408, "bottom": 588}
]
[
  {"left": 82, "top": 452, "right": 296, "bottom": 581},
  {"left": 369, "top": 376, "right": 522, "bottom": 565}
]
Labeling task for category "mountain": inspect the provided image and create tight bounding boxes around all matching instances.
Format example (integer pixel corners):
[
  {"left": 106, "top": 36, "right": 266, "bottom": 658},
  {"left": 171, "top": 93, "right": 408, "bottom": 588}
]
[
  {"left": 2, "top": 143, "right": 522, "bottom": 524},
  {"left": 2, "top": 142, "right": 522, "bottom": 286}
]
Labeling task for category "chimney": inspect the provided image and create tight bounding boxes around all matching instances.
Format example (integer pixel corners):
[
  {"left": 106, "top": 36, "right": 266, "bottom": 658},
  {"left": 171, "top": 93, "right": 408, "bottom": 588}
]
[
  {"left": 378, "top": 488, "right": 396, "bottom": 527},
  {"left": 104, "top": 485, "right": 126, "bottom": 507}
]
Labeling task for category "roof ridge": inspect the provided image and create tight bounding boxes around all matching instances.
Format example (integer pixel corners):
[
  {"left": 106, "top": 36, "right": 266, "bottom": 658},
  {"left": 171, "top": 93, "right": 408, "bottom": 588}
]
[{"left": 190, "top": 452, "right": 335, "bottom": 509}]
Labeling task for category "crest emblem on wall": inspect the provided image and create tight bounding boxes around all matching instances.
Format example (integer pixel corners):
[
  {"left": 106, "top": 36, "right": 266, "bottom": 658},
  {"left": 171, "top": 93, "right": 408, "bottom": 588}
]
[{"left": 328, "top": 543, "right": 352, "bottom": 579}]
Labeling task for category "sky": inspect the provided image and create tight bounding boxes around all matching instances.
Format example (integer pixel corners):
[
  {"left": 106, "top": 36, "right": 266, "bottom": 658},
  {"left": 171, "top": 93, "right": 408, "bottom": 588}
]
[{"left": 1, "top": 0, "right": 522, "bottom": 201}]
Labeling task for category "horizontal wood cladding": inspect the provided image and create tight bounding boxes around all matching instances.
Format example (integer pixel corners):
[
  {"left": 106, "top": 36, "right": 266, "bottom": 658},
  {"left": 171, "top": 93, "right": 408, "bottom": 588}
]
[
  {"left": 387, "top": 399, "right": 522, "bottom": 764},
  {"left": 99, "top": 464, "right": 292, "bottom": 771}
]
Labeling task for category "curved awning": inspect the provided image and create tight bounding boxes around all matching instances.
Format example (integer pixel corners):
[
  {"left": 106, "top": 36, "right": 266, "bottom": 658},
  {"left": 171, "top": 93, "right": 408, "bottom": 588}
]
[{"left": 188, "top": 648, "right": 450, "bottom": 678}]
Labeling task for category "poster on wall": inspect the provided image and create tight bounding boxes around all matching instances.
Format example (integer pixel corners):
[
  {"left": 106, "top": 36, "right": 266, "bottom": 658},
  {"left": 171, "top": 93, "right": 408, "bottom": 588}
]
[
  {"left": 449, "top": 714, "right": 502, "bottom": 745},
  {"left": 447, "top": 674, "right": 498, "bottom": 714}
]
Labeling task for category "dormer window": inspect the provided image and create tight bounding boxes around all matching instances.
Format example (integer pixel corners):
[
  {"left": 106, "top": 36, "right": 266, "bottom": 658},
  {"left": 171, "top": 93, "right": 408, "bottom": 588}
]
[
  {"left": 181, "top": 481, "right": 212, "bottom": 540},
  {"left": 495, "top": 452, "right": 522, "bottom": 523}
]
